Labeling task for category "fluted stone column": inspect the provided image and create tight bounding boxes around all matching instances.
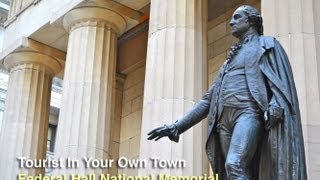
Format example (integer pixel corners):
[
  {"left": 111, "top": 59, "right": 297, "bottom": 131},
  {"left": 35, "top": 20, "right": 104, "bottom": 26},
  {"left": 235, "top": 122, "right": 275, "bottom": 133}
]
[
  {"left": 262, "top": 0, "right": 320, "bottom": 179},
  {"left": 139, "top": 0, "right": 208, "bottom": 175},
  {"left": 53, "top": 6, "right": 126, "bottom": 174},
  {"left": 0, "top": 51, "right": 61, "bottom": 179}
]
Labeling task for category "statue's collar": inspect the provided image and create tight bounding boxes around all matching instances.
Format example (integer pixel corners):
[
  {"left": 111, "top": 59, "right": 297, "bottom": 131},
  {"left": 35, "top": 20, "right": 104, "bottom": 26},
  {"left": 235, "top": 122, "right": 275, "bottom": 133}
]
[{"left": 239, "top": 33, "right": 259, "bottom": 45}]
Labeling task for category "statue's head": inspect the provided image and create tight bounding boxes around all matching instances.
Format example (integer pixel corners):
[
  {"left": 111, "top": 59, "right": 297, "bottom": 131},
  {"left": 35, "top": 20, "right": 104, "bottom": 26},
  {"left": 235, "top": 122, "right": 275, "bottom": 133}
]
[{"left": 229, "top": 5, "right": 263, "bottom": 38}]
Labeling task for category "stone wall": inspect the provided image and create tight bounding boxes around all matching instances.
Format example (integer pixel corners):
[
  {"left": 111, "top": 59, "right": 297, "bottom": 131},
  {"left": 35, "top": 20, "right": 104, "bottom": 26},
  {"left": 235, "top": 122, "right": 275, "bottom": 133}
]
[
  {"left": 108, "top": 75, "right": 126, "bottom": 175},
  {"left": 207, "top": 22, "right": 234, "bottom": 85},
  {"left": 118, "top": 65, "right": 145, "bottom": 175}
]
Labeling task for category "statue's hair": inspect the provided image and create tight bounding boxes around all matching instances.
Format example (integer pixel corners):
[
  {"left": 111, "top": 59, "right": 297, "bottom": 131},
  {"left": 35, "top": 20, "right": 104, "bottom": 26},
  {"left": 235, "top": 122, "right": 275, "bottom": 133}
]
[{"left": 239, "top": 5, "right": 264, "bottom": 35}]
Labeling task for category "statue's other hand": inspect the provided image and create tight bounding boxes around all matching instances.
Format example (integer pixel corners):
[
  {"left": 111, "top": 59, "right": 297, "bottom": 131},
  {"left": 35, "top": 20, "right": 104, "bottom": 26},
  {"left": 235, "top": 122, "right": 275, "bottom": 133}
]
[
  {"left": 265, "top": 106, "right": 284, "bottom": 130},
  {"left": 147, "top": 125, "right": 171, "bottom": 141}
]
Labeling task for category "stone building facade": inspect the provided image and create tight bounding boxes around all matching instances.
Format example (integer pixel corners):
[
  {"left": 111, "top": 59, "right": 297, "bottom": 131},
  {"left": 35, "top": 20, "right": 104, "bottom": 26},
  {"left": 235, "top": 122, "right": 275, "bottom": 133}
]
[{"left": 0, "top": 0, "right": 319, "bottom": 179}]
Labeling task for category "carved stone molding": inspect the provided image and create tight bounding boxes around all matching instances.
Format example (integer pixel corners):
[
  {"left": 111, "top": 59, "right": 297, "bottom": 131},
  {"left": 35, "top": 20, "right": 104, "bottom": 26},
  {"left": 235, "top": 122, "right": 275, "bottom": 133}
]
[
  {"left": 4, "top": 51, "right": 62, "bottom": 75},
  {"left": 63, "top": 6, "right": 127, "bottom": 35}
]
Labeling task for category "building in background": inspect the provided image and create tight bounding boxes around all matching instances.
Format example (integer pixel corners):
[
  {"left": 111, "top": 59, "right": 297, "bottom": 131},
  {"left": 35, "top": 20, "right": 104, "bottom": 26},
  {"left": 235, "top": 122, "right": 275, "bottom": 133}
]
[
  {"left": 0, "top": 0, "right": 9, "bottom": 51},
  {"left": 0, "top": 0, "right": 319, "bottom": 179},
  {"left": 0, "top": 0, "right": 10, "bottom": 129}
]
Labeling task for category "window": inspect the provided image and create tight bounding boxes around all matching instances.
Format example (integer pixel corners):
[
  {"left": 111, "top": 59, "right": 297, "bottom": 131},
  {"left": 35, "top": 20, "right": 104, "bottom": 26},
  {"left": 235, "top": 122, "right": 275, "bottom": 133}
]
[{"left": 47, "top": 124, "right": 57, "bottom": 152}]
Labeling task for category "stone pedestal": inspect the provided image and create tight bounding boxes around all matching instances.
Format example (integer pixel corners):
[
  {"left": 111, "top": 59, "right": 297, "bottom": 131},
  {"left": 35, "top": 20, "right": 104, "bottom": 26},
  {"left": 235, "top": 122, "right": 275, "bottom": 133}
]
[
  {"left": 53, "top": 6, "right": 126, "bottom": 174},
  {"left": 0, "top": 51, "right": 61, "bottom": 179},
  {"left": 262, "top": 0, "right": 320, "bottom": 179},
  {"left": 139, "top": 0, "right": 208, "bottom": 175}
]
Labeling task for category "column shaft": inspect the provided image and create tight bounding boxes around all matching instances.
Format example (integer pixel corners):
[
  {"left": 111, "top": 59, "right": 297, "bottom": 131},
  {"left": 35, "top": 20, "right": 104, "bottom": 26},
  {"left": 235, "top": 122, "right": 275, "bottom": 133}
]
[
  {"left": 139, "top": 0, "right": 208, "bottom": 175},
  {"left": 0, "top": 52, "right": 60, "bottom": 179},
  {"left": 54, "top": 19, "right": 119, "bottom": 174},
  {"left": 262, "top": 0, "right": 320, "bottom": 179}
]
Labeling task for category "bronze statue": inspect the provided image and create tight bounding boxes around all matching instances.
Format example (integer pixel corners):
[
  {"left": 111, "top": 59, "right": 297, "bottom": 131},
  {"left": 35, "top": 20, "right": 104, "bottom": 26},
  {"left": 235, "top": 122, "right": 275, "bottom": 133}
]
[{"left": 147, "top": 5, "right": 307, "bottom": 180}]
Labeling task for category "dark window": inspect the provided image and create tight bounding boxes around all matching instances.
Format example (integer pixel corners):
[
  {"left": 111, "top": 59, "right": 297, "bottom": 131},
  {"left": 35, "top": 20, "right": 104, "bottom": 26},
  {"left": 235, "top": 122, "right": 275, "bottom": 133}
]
[{"left": 47, "top": 124, "right": 57, "bottom": 152}]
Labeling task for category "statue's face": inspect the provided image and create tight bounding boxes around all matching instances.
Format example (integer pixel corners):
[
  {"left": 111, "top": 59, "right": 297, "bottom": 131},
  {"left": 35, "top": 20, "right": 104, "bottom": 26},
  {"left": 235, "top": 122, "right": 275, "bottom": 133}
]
[{"left": 229, "top": 7, "right": 250, "bottom": 38}]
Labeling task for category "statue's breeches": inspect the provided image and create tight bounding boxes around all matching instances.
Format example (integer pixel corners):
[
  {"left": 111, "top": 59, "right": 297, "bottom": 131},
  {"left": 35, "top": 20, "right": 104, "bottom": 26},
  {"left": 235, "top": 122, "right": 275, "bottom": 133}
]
[{"left": 218, "top": 106, "right": 264, "bottom": 179}]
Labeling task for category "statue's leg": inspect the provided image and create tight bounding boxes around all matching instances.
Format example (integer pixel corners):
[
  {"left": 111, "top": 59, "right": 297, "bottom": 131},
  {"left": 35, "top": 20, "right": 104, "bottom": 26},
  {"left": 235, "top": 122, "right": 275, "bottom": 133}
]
[
  {"left": 224, "top": 107, "right": 263, "bottom": 180},
  {"left": 219, "top": 108, "right": 233, "bottom": 159}
]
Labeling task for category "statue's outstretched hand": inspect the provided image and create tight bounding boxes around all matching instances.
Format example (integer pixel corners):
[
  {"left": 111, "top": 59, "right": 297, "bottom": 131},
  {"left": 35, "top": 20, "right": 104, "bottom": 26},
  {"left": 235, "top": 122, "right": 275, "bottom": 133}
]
[
  {"left": 147, "top": 124, "right": 179, "bottom": 142},
  {"left": 147, "top": 125, "right": 171, "bottom": 141}
]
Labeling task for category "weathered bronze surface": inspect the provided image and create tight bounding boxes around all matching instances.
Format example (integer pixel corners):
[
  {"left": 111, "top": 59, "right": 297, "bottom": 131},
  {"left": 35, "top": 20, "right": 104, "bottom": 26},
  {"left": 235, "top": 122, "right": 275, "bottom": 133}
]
[{"left": 148, "top": 5, "right": 307, "bottom": 180}]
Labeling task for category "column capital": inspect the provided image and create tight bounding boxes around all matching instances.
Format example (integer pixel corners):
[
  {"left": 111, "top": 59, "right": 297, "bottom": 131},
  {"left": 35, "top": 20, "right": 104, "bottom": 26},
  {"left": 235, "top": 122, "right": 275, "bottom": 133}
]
[
  {"left": 4, "top": 51, "right": 62, "bottom": 75},
  {"left": 0, "top": 37, "right": 66, "bottom": 76},
  {"left": 63, "top": 6, "right": 127, "bottom": 35}
]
